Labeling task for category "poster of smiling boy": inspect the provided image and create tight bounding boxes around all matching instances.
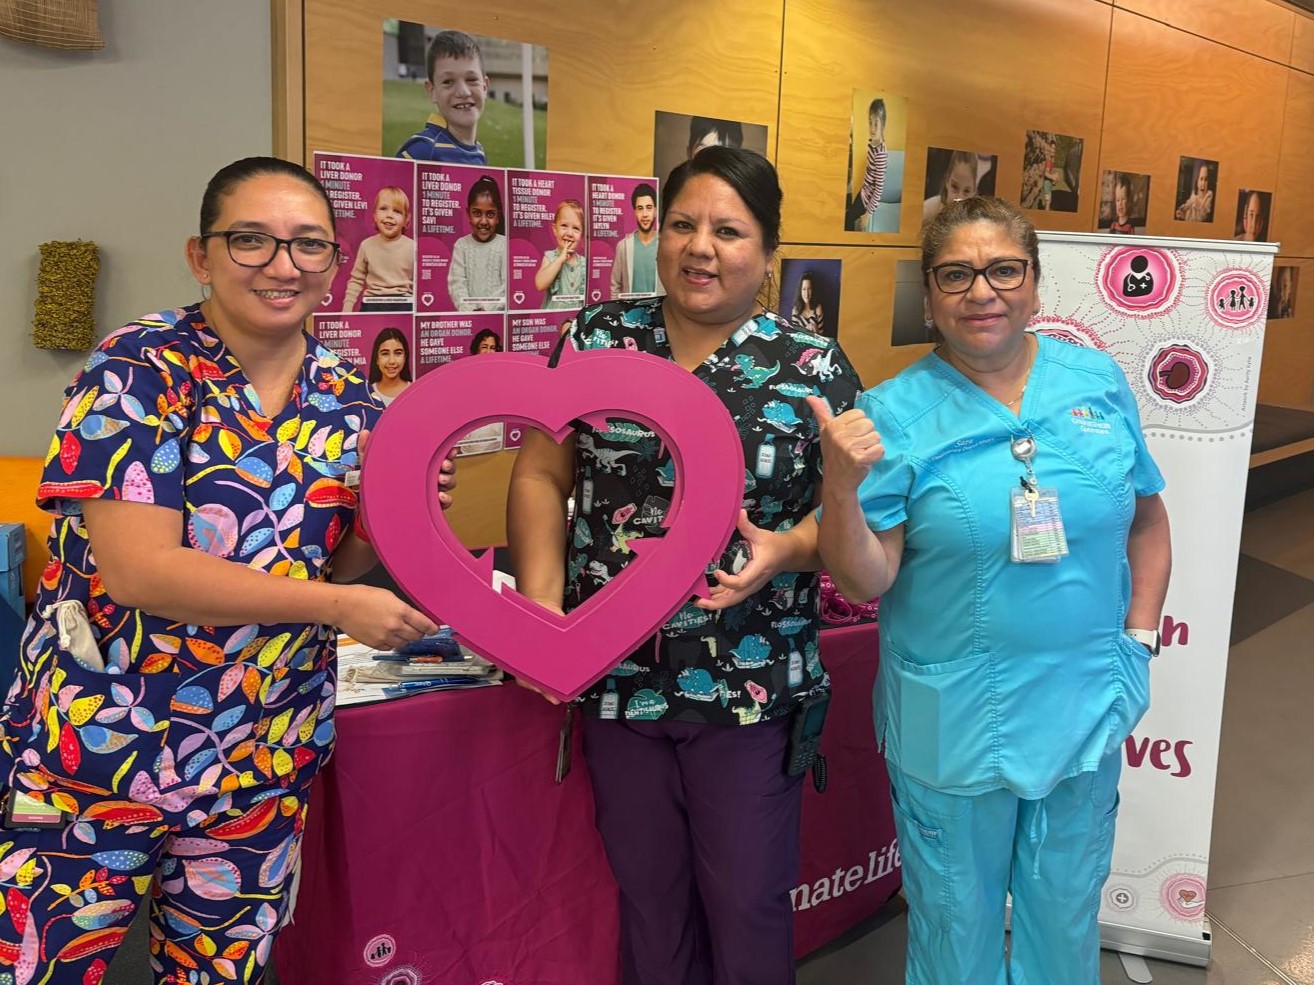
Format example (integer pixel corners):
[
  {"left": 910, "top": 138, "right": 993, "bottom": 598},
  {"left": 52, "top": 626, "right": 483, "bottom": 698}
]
[
  {"left": 508, "top": 170, "right": 588, "bottom": 311},
  {"left": 415, "top": 163, "right": 509, "bottom": 313},
  {"left": 315, "top": 154, "right": 416, "bottom": 314}
]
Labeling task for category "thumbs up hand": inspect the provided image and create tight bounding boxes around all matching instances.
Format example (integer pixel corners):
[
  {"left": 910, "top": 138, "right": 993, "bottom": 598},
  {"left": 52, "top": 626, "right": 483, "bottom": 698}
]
[{"left": 806, "top": 396, "right": 884, "bottom": 492}]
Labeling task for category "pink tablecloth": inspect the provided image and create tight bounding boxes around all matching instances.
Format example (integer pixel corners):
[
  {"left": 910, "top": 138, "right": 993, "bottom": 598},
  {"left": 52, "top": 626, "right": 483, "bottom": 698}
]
[{"left": 275, "top": 622, "right": 898, "bottom": 984}]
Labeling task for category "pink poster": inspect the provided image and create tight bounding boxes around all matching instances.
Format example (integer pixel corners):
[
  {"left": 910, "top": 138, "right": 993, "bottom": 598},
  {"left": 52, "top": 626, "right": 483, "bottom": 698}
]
[
  {"left": 313, "top": 313, "right": 416, "bottom": 408},
  {"left": 508, "top": 310, "right": 568, "bottom": 359},
  {"left": 588, "top": 175, "right": 660, "bottom": 305},
  {"left": 416, "top": 163, "right": 509, "bottom": 314},
  {"left": 314, "top": 153, "right": 416, "bottom": 315},
  {"left": 416, "top": 312, "right": 507, "bottom": 455},
  {"left": 508, "top": 170, "right": 588, "bottom": 311}
]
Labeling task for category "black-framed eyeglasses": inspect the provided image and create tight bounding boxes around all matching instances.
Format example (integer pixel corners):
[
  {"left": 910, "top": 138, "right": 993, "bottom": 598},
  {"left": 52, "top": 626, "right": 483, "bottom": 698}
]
[
  {"left": 927, "top": 258, "right": 1030, "bottom": 294},
  {"left": 200, "top": 230, "right": 341, "bottom": 273}
]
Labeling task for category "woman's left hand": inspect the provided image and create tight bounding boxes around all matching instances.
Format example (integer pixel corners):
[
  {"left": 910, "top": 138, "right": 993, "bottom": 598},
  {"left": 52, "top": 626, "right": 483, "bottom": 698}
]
[{"left": 694, "top": 510, "right": 787, "bottom": 611}]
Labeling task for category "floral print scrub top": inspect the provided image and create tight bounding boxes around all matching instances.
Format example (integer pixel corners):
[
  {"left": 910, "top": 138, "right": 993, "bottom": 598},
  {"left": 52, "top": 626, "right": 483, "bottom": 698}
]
[{"left": 0, "top": 304, "right": 382, "bottom": 816}]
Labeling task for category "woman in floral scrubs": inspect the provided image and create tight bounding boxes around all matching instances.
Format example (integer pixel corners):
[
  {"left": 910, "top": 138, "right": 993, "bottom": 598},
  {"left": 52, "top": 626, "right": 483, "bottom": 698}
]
[{"left": 0, "top": 157, "right": 442, "bottom": 984}]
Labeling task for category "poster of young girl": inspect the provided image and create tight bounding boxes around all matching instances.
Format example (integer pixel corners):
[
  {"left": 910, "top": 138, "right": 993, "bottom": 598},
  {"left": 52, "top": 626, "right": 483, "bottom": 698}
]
[
  {"left": 312, "top": 314, "right": 416, "bottom": 408},
  {"left": 588, "top": 175, "right": 661, "bottom": 304},
  {"left": 415, "top": 312, "right": 508, "bottom": 455},
  {"left": 415, "top": 163, "right": 509, "bottom": 313},
  {"left": 508, "top": 170, "right": 588, "bottom": 310},
  {"left": 314, "top": 153, "right": 416, "bottom": 314}
]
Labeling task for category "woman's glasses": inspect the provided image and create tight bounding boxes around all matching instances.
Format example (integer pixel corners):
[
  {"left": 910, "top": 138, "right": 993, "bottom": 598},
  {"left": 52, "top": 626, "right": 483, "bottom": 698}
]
[
  {"left": 201, "top": 230, "right": 341, "bottom": 273},
  {"left": 927, "top": 258, "right": 1030, "bottom": 294}
]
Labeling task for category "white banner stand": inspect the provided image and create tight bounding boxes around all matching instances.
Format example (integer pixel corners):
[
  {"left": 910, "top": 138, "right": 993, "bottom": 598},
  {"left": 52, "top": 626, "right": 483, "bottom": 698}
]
[{"left": 1034, "top": 232, "right": 1275, "bottom": 968}]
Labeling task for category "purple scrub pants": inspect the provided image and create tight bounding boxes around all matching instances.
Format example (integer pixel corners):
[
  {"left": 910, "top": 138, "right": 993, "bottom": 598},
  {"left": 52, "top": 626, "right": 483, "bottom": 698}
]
[{"left": 583, "top": 715, "right": 805, "bottom": 985}]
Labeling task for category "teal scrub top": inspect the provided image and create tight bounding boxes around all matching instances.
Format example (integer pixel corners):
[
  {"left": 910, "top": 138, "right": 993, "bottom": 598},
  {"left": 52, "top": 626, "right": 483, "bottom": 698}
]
[{"left": 858, "top": 335, "right": 1165, "bottom": 798}]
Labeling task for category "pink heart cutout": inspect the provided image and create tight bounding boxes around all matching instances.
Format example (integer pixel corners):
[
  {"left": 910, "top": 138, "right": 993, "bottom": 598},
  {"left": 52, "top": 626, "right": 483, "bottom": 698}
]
[{"left": 360, "top": 347, "right": 745, "bottom": 701}]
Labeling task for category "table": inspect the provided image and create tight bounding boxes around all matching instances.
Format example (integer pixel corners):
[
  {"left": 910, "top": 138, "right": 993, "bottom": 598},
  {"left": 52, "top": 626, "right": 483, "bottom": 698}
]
[{"left": 275, "top": 623, "right": 898, "bottom": 984}]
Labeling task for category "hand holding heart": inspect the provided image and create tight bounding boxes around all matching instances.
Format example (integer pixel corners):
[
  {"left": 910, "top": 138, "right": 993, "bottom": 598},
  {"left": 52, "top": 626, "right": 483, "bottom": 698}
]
[{"left": 806, "top": 396, "right": 884, "bottom": 493}]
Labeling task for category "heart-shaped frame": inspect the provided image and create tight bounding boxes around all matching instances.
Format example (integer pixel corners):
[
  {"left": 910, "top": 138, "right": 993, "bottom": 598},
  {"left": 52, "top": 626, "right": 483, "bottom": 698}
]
[{"left": 360, "top": 347, "right": 745, "bottom": 701}]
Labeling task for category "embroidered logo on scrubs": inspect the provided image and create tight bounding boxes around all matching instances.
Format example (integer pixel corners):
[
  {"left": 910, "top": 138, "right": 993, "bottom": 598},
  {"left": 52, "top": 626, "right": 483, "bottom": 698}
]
[{"left": 1069, "top": 406, "right": 1112, "bottom": 435}]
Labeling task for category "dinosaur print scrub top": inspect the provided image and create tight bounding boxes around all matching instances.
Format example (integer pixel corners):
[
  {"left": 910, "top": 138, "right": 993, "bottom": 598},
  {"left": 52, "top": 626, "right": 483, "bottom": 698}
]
[
  {"left": 560, "top": 297, "right": 862, "bottom": 726},
  {"left": 0, "top": 305, "right": 381, "bottom": 815}
]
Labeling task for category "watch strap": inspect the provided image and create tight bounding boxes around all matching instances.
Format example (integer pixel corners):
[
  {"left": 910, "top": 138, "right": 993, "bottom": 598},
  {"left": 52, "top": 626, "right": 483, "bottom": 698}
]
[{"left": 1126, "top": 627, "right": 1160, "bottom": 656}]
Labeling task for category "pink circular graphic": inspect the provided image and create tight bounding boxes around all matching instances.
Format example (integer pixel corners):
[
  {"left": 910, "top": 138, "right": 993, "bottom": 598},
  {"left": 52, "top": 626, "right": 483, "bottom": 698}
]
[
  {"left": 1030, "top": 318, "right": 1107, "bottom": 350},
  {"left": 1147, "top": 343, "right": 1211, "bottom": 405},
  {"left": 379, "top": 968, "right": 420, "bottom": 985},
  {"left": 1160, "top": 873, "right": 1207, "bottom": 921},
  {"left": 1096, "top": 247, "right": 1183, "bottom": 317},
  {"left": 364, "top": 934, "right": 397, "bottom": 968},
  {"left": 1206, "top": 268, "right": 1266, "bottom": 329}
]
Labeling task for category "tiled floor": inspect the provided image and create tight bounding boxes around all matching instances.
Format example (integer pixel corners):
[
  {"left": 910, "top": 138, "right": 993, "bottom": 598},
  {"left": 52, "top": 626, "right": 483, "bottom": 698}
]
[
  {"left": 100, "top": 488, "right": 1314, "bottom": 984},
  {"left": 798, "top": 486, "right": 1314, "bottom": 985}
]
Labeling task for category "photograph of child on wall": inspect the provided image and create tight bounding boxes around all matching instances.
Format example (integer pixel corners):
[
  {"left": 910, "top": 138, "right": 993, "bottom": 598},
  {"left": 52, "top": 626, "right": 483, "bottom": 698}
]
[
  {"left": 844, "top": 91, "right": 907, "bottom": 233},
  {"left": 922, "top": 148, "right": 997, "bottom": 225},
  {"left": 780, "top": 259, "right": 842, "bottom": 339},
  {"left": 1233, "top": 189, "right": 1272, "bottom": 242},
  {"left": 1098, "top": 170, "right": 1151, "bottom": 235},
  {"left": 652, "top": 112, "right": 769, "bottom": 188},
  {"left": 1020, "top": 130, "right": 1083, "bottom": 212},
  {"left": 1268, "top": 265, "right": 1298, "bottom": 320},
  {"left": 384, "top": 20, "right": 547, "bottom": 169},
  {"left": 1174, "top": 156, "right": 1218, "bottom": 222}
]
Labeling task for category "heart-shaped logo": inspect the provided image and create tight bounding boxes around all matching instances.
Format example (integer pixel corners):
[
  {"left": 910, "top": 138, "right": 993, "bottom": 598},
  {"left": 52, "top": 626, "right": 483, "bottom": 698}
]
[
  {"left": 361, "top": 347, "right": 745, "bottom": 700},
  {"left": 421, "top": 292, "right": 434, "bottom": 306},
  {"left": 512, "top": 291, "right": 525, "bottom": 304},
  {"left": 591, "top": 289, "right": 601, "bottom": 302}
]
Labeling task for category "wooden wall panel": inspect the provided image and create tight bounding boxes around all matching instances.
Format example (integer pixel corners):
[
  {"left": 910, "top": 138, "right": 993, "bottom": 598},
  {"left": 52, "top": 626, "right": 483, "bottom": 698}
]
[
  {"left": 777, "top": 0, "right": 1111, "bottom": 387},
  {"left": 304, "top": 0, "right": 785, "bottom": 176},
  {"left": 1274, "top": 69, "right": 1314, "bottom": 256},
  {"left": 1115, "top": 0, "right": 1295, "bottom": 62},
  {"left": 1256, "top": 259, "right": 1314, "bottom": 404},
  {"left": 778, "top": 0, "right": 1112, "bottom": 247},
  {"left": 1102, "top": 9, "right": 1288, "bottom": 238},
  {"left": 1292, "top": 8, "right": 1314, "bottom": 72},
  {"left": 296, "top": 0, "right": 1314, "bottom": 548}
]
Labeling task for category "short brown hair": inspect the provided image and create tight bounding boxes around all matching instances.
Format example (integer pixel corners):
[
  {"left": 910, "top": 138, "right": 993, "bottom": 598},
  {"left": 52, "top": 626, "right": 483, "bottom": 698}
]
[{"left": 920, "top": 196, "right": 1040, "bottom": 287}]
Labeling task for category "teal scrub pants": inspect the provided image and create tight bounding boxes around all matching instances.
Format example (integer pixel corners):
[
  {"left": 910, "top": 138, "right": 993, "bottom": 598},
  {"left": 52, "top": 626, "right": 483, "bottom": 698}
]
[{"left": 888, "top": 752, "right": 1122, "bottom": 985}]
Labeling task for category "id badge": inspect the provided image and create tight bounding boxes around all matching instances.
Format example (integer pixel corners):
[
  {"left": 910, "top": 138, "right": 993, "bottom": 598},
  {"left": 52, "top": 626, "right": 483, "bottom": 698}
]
[
  {"left": 2, "top": 790, "right": 70, "bottom": 830},
  {"left": 1010, "top": 485, "right": 1069, "bottom": 563}
]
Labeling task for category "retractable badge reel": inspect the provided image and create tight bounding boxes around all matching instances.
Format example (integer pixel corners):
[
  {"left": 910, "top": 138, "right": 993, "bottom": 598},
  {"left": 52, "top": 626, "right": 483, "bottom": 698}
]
[{"left": 1008, "top": 435, "right": 1069, "bottom": 563}]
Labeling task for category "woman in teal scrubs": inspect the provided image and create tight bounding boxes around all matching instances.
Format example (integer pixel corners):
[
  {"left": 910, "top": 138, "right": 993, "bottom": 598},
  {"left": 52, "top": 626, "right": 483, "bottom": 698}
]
[{"left": 811, "top": 196, "right": 1172, "bottom": 984}]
